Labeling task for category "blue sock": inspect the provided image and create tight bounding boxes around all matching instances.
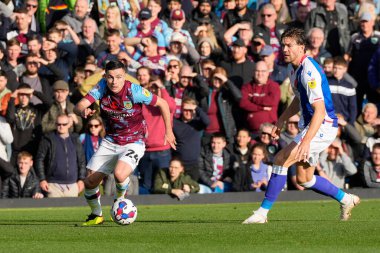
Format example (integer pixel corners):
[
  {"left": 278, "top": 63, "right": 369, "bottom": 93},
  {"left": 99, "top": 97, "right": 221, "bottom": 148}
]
[
  {"left": 260, "top": 165, "right": 288, "bottom": 210},
  {"left": 301, "top": 175, "right": 345, "bottom": 202}
]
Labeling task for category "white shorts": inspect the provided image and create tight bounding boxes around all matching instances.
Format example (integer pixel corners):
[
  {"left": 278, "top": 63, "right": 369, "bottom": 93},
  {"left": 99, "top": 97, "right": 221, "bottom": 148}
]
[
  {"left": 293, "top": 122, "right": 338, "bottom": 166},
  {"left": 87, "top": 139, "right": 145, "bottom": 175}
]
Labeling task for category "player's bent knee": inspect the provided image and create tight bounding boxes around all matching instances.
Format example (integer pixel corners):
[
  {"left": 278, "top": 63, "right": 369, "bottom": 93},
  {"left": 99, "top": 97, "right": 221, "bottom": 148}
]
[{"left": 298, "top": 175, "right": 316, "bottom": 188}]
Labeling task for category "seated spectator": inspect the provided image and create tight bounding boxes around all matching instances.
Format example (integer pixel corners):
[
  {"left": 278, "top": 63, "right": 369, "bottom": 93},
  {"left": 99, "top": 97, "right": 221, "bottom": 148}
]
[
  {"left": 231, "top": 128, "right": 252, "bottom": 171},
  {"left": 355, "top": 102, "right": 380, "bottom": 144},
  {"left": 199, "top": 133, "right": 235, "bottom": 193},
  {"left": 42, "top": 80, "right": 83, "bottom": 134},
  {"left": 239, "top": 61, "right": 280, "bottom": 134},
  {"left": 360, "top": 143, "right": 380, "bottom": 188},
  {"left": 0, "top": 70, "right": 11, "bottom": 116},
  {"left": 173, "top": 97, "right": 210, "bottom": 181},
  {"left": 329, "top": 57, "right": 357, "bottom": 125},
  {"left": 306, "top": 27, "right": 332, "bottom": 66},
  {"left": 252, "top": 122, "right": 279, "bottom": 164},
  {"left": 279, "top": 114, "right": 300, "bottom": 150},
  {"left": 233, "top": 143, "right": 270, "bottom": 192},
  {"left": 6, "top": 83, "right": 52, "bottom": 165},
  {"left": 363, "top": 123, "right": 380, "bottom": 160},
  {"left": 336, "top": 113, "right": 362, "bottom": 161},
  {"left": 153, "top": 157, "right": 199, "bottom": 199},
  {"left": 99, "top": 5, "right": 129, "bottom": 39},
  {"left": 1, "top": 152, "right": 43, "bottom": 198},
  {"left": 35, "top": 114, "right": 86, "bottom": 197},
  {"left": 61, "top": 0, "right": 89, "bottom": 34},
  {"left": 318, "top": 138, "right": 358, "bottom": 189}
]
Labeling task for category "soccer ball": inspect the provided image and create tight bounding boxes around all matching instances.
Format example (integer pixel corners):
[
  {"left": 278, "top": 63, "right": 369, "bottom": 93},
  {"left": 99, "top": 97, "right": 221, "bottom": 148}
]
[{"left": 110, "top": 198, "right": 137, "bottom": 225}]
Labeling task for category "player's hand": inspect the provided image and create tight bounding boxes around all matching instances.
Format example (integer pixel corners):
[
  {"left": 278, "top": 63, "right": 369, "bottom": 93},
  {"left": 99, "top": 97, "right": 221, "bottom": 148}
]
[
  {"left": 295, "top": 140, "right": 311, "bottom": 162},
  {"left": 40, "top": 180, "right": 49, "bottom": 192},
  {"left": 165, "top": 130, "right": 177, "bottom": 150},
  {"left": 33, "top": 192, "right": 44, "bottom": 199},
  {"left": 81, "top": 108, "right": 96, "bottom": 119}
]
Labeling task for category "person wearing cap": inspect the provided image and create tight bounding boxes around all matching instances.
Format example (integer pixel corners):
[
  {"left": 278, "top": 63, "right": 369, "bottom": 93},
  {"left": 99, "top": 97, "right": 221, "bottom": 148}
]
[
  {"left": 160, "top": 0, "right": 192, "bottom": 28},
  {"left": 345, "top": 11, "right": 380, "bottom": 113},
  {"left": 254, "top": 3, "right": 287, "bottom": 63},
  {"left": 223, "top": 0, "right": 258, "bottom": 30},
  {"left": 260, "top": 45, "right": 288, "bottom": 84},
  {"left": 6, "top": 83, "right": 52, "bottom": 165},
  {"left": 125, "top": 8, "right": 166, "bottom": 56},
  {"left": 41, "top": 80, "right": 83, "bottom": 134},
  {"left": 305, "top": 0, "right": 350, "bottom": 57},
  {"left": 167, "top": 32, "right": 200, "bottom": 66},
  {"left": 250, "top": 32, "right": 270, "bottom": 62},
  {"left": 164, "top": 9, "right": 195, "bottom": 48},
  {"left": 220, "top": 38, "right": 255, "bottom": 90},
  {"left": 239, "top": 61, "right": 280, "bottom": 134}
]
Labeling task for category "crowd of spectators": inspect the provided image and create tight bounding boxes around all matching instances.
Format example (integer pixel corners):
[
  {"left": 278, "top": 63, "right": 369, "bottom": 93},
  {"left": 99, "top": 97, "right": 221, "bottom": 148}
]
[{"left": 0, "top": 0, "right": 380, "bottom": 199}]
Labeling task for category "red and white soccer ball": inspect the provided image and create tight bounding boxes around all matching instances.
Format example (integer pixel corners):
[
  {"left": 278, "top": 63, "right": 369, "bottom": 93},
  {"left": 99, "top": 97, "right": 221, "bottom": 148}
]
[{"left": 110, "top": 198, "right": 137, "bottom": 225}]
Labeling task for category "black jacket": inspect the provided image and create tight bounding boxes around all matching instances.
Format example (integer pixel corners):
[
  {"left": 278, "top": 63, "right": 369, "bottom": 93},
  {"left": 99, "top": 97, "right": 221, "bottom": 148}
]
[
  {"left": 1, "top": 168, "right": 41, "bottom": 198},
  {"left": 199, "top": 147, "right": 235, "bottom": 187},
  {"left": 35, "top": 132, "right": 86, "bottom": 183}
]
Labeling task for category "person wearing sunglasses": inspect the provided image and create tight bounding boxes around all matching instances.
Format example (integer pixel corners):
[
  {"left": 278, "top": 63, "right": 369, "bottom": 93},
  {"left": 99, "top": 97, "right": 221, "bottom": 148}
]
[
  {"left": 25, "top": 0, "right": 40, "bottom": 33},
  {"left": 35, "top": 113, "right": 86, "bottom": 198}
]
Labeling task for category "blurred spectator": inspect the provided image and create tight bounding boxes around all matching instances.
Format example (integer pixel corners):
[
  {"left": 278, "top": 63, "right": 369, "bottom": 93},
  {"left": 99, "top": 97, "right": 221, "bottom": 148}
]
[
  {"left": 355, "top": 102, "right": 380, "bottom": 144},
  {"left": 328, "top": 57, "right": 357, "bottom": 125},
  {"left": 146, "top": 0, "right": 169, "bottom": 34},
  {"left": 335, "top": 113, "right": 362, "bottom": 161},
  {"left": 167, "top": 32, "right": 200, "bottom": 66},
  {"left": 6, "top": 83, "right": 52, "bottom": 165},
  {"left": 165, "top": 58, "right": 182, "bottom": 90},
  {"left": 318, "top": 138, "right": 358, "bottom": 189},
  {"left": 249, "top": 32, "right": 270, "bottom": 62},
  {"left": 287, "top": 2, "right": 311, "bottom": 29},
  {"left": 20, "top": 53, "right": 57, "bottom": 106},
  {"left": 153, "top": 157, "right": 199, "bottom": 199},
  {"left": 363, "top": 124, "right": 380, "bottom": 159},
  {"left": 279, "top": 114, "right": 300, "bottom": 150},
  {"left": 35, "top": 114, "right": 86, "bottom": 197},
  {"left": 0, "top": 70, "right": 11, "bottom": 116},
  {"left": 164, "top": 9, "right": 194, "bottom": 48},
  {"left": 223, "top": 21, "right": 253, "bottom": 48},
  {"left": 254, "top": 3, "right": 287, "bottom": 62},
  {"left": 367, "top": 45, "right": 380, "bottom": 111},
  {"left": 259, "top": 45, "right": 287, "bottom": 85},
  {"left": 165, "top": 65, "right": 209, "bottom": 117},
  {"left": 26, "top": 34, "right": 42, "bottom": 57},
  {"left": 25, "top": 0, "right": 39, "bottom": 33},
  {"left": 61, "top": 0, "right": 89, "bottom": 34},
  {"left": 307, "top": 27, "right": 332, "bottom": 66},
  {"left": 252, "top": 122, "right": 279, "bottom": 164},
  {"left": 220, "top": 38, "right": 255, "bottom": 90},
  {"left": 137, "top": 75, "right": 176, "bottom": 193},
  {"left": 233, "top": 142, "right": 270, "bottom": 192},
  {"left": 99, "top": 5, "right": 129, "bottom": 39},
  {"left": 231, "top": 128, "right": 252, "bottom": 171},
  {"left": 239, "top": 61, "right": 280, "bottom": 134},
  {"left": 223, "top": 0, "right": 258, "bottom": 30},
  {"left": 360, "top": 142, "right": 380, "bottom": 188},
  {"left": 79, "top": 116, "right": 105, "bottom": 164},
  {"left": 305, "top": 0, "right": 350, "bottom": 57},
  {"left": 4, "top": 39, "right": 25, "bottom": 78},
  {"left": 203, "top": 67, "right": 241, "bottom": 146},
  {"left": 199, "top": 133, "right": 235, "bottom": 193},
  {"left": 190, "top": 0, "right": 224, "bottom": 35},
  {"left": 1, "top": 151, "right": 43, "bottom": 198},
  {"left": 289, "top": 0, "right": 316, "bottom": 21},
  {"left": 323, "top": 57, "right": 357, "bottom": 87},
  {"left": 0, "top": 157, "right": 13, "bottom": 193},
  {"left": 42, "top": 80, "right": 83, "bottom": 134},
  {"left": 270, "top": 0, "right": 291, "bottom": 24},
  {"left": 173, "top": 97, "right": 210, "bottom": 180},
  {"left": 97, "top": 29, "right": 125, "bottom": 69},
  {"left": 0, "top": 115, "right": 13, "bottom": 162},
  {"left": 345, "top": 12, "right": 380, "bottom": 112}
]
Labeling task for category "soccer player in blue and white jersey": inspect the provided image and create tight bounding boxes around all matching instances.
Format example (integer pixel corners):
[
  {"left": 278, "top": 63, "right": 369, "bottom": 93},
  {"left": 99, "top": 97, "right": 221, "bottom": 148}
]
[
  {"left": 242, "top": 27, "right": 360, "bottom": 224},
  {"left": 75, "top": 60, "right": 176, "bottom": 226}
]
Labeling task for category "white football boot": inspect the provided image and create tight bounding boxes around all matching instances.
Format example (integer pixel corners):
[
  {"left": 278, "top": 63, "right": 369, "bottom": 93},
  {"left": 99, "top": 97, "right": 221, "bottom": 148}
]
[
  {"left": 242, "top": 211, "right": 268, "bottom": 224},
  {"left": 340, "top": 194, "right": 360, "bottom": 221}
]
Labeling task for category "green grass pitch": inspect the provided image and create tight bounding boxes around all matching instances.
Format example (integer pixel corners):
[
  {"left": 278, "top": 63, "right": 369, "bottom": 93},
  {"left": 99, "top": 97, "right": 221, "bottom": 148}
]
[{"left": 0, "top": 199, "right": 379, "bottom": 253}]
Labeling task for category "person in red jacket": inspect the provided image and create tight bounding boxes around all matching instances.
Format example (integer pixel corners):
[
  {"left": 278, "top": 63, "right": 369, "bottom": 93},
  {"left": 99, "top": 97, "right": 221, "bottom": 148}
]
[
  {"left": 137, "top": 74, "right": 176, "bottom": 194},
  {"left": 239, "top": 61, "right": 281, "bottom": 135}
]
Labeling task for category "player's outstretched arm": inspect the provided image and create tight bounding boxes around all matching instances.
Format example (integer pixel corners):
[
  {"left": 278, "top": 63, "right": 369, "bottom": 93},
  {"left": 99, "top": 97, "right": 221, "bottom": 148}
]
[
  {"left": 272, "top": 97, "right": 300, "bottom": 139},
  {"left": 155, "top": 96, "right": 177, "bottom": 150},
  {"left": 74, "top": 98, "right": 96, "bottom": 119},
  {"left": 295, "top": 100, "right": 325, "bottom": 162}
]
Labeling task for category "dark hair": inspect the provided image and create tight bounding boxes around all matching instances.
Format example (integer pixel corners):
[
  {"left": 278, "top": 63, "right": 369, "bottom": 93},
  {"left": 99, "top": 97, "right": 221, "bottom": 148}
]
[
  {"left": 237, "top": 128, "right": 251, "bottom": 136},
  {"left": 6, "top": 38, "right": 21, "bottom": 47},
  {"left": 137, "top": 66, "right": 151, "bottom": 75},
  {"left": 105, "top": 60, "right": 125, "bottom": 71},
  {"left": 281, "top": 27, "right": 307, "bottom": 48},
  {"left": 373, "top": 143, "right": 380, "bottom": 152},
  {"left": 27, "top": 34, "right": 42, "bottom": 44},
  {"left": 149, "top": 74, "right": 162, "bottom": 83},
  {"left": 333, "top": 56, "right": 348, "bottom": 68},
  {"left": 211, "top": 132, "right": 227, "bottom": 142},
  {"left": 323, "top": 57, "right": 334, "bottom": 65},
  {"left": 105, "top": 28, "right": 121, "bottom": 38},
  {"left": 251, "top": 142, "right": 269, "bottom": 162},
  {"left": 0, "top": 70, "right": 8, "bottom": 79},
  {"left": 17, "top": 83, "right": 32, "bottom": 89},
  {"left": 170, "top": 156, "right": 184, "bottom": 167}
]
